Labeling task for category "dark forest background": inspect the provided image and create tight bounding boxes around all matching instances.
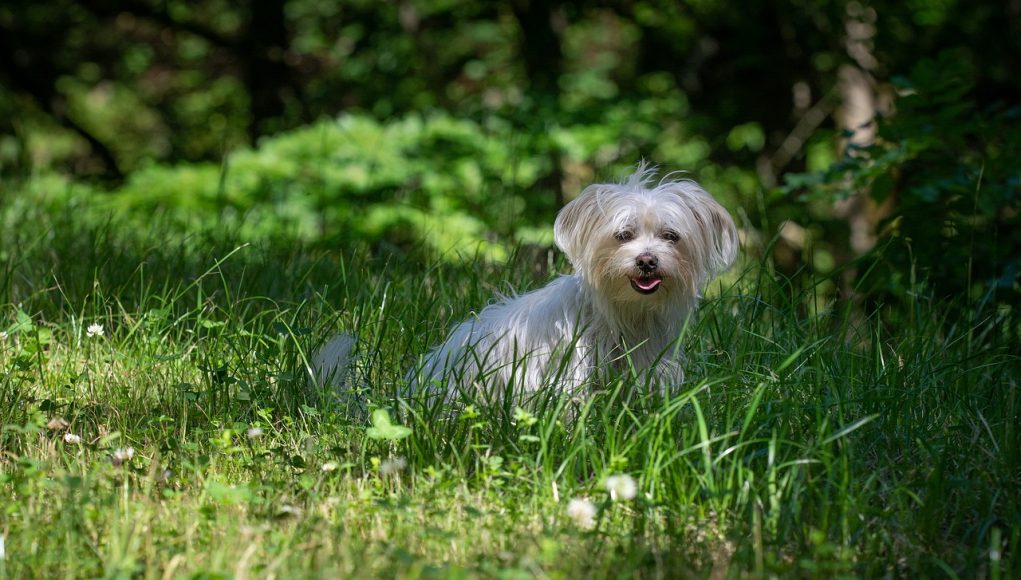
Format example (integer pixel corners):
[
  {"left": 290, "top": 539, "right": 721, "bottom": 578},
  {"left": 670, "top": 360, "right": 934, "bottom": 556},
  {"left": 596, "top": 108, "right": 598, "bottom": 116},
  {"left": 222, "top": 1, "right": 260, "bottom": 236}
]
[{"left": 1, "top": 0, "right": 1019, "bottom": 316}]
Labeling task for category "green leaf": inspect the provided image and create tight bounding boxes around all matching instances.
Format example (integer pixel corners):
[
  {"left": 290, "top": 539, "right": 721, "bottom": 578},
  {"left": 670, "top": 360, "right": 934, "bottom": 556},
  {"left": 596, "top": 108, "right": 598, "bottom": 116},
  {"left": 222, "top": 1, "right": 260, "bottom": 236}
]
[
  {"left": 513, "top": 407, "right": 537, "bottom": 427},
  {"left": 820, "top": 415, "right": 879, "bottom": 446},
  {"left": 7, "top": 309, "right": 34, "bottom": 335},
  {"left": 365, "top": 409, "right": 412, "bottom": 441},
  {"left": 204, "top": 481, "right": 252, "bottom": 506}
]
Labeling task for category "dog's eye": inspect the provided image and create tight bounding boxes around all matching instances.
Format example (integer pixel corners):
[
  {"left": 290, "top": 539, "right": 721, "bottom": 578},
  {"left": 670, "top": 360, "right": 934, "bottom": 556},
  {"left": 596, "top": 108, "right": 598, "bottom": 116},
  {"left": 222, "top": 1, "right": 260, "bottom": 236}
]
[
  {"left": 615, "top": 231, "right": 634, "bottom": 242},
  {"left": 661, "top": 230, "right": 680, "bottom": 243}
]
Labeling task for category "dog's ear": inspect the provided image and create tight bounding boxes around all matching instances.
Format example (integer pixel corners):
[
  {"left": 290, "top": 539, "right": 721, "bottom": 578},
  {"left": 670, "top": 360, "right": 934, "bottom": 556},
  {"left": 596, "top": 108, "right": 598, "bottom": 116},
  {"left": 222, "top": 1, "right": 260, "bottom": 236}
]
[
  {"left": 553, "top": 185, "right": 604, "bottom": 268},
  {"left": 683, "top": 186, "right": 739, "bottom": 277}
]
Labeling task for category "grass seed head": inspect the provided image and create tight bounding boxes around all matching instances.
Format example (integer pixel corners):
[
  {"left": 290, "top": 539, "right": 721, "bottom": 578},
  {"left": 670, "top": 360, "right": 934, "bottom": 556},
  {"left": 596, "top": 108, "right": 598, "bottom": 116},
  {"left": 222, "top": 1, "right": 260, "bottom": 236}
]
[
  {"left": 604, "top": 474, "right": 638, "bottom": 501},
  {"left": 379, "top": 457, "right": 408, "bottom": 477},
  {"left": 566, "top": 498, "right": 597, "bottom": 529}
]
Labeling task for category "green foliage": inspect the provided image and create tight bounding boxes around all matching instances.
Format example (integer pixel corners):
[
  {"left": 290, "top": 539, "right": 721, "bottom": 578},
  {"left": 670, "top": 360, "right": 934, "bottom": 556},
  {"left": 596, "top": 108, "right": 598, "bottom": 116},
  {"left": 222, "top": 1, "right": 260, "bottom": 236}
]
[
  {"left": 105, "top": 113, "right": 540, "bottom": 259},
  {"left": 365, "top": 408, "right": 412, "bottom": 441},
  {"left": 784, "top": 52, "right": 1021, "bottom": 310}
]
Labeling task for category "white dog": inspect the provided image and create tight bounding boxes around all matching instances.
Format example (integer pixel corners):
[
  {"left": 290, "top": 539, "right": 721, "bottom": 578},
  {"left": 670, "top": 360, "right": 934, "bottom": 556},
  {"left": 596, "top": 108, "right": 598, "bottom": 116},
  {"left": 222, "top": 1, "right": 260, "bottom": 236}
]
[{"left": 316, "top": 164, "right": 738, "bottom": 402}]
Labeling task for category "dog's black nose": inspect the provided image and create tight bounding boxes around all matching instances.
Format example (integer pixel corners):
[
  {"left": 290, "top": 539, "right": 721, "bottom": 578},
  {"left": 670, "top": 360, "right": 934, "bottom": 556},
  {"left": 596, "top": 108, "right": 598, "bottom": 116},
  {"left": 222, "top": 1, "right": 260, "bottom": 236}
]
[{"left": 636, "top": 253, "right": 658, "bottom": 273}]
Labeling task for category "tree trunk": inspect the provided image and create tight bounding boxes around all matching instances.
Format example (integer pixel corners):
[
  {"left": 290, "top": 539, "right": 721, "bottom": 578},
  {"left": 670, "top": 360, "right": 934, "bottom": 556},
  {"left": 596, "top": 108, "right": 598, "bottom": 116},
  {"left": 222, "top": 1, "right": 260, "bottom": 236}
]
[
  {"left": 511, "top": 0, "right": 563, "bottom": 105},
  {"left": 244, "top": 0, "right": 291, "bottom": 141},
  {"left": 511, "top": 0, "right": 566, "bottom": 208},
  {"left": 833, "top": 2, "right": 889, "bottom": 256}
]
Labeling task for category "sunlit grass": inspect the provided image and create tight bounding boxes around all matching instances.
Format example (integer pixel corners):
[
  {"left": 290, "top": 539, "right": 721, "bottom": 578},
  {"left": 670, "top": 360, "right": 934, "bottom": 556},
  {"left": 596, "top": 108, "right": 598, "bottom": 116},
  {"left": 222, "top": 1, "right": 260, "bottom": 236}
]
[{"left": 1, "top": 191, "right": 1018, "bottom": 577}]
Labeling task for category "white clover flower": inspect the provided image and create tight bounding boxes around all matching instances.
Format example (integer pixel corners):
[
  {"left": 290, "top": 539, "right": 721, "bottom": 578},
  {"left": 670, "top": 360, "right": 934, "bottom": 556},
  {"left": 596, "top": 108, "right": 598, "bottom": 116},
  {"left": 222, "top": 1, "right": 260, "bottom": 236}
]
[
  {"left": 0, "top": 330, "right": 8, "bottom": 341},
  {"left": 111, "top": 447, "right": 134, "bottom": 466},
  {"left": 246, "top": 427, "right": 264, "bottom": 439},
  {"left": 63, "top": 433, "right": 82, "bottom": 444},
  {"left": 321, "top": 462, "right": 339, "bottom": 472},
  {"left": 566, "top": 498, "right": 597, "bottom": 529},
  {"left": 379, "top": 456, "right": 408, "bottom": 477},
  {"left": 86, "top": 323, "right": 105, "bottom": 338},
  {"left": 604, "top": 474, "right": 638, "bottom": 501}
]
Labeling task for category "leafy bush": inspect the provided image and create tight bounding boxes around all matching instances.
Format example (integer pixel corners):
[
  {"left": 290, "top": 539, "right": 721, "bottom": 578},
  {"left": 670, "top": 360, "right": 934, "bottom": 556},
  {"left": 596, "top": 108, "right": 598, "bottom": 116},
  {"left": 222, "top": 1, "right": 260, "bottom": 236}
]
[{"left": 111, "top": 114, "right": 543, "bottom": 259}]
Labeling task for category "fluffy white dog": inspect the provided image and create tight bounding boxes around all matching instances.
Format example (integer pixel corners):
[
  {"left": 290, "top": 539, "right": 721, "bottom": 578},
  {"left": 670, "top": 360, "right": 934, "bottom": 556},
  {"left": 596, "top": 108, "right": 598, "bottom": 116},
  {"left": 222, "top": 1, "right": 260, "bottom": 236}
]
[{"left": 315, "top": 164, "right": 738, "bottom": 402}]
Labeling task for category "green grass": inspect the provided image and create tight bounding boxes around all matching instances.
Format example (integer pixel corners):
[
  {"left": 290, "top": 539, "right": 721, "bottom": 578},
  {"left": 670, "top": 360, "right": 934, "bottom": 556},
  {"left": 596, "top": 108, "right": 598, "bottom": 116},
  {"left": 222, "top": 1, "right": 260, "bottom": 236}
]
[{"left": 1, "top": 189, "right": 1019, "bottom": 578}]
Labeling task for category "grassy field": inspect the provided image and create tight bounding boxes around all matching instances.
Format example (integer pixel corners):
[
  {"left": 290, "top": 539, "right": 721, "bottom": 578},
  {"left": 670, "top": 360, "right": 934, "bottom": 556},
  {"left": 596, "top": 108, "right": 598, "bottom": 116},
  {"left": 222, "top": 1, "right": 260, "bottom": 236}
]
[{"left": 1, "top": 188, "right": 1019, "bottom": 578}]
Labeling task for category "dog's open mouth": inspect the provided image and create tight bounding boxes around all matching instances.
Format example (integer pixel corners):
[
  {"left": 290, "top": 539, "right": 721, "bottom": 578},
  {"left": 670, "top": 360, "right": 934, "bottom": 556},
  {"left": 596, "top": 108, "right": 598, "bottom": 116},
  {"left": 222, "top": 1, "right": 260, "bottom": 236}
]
[{"left": 630, "top": 275, "right": 663, "bottom": 295}]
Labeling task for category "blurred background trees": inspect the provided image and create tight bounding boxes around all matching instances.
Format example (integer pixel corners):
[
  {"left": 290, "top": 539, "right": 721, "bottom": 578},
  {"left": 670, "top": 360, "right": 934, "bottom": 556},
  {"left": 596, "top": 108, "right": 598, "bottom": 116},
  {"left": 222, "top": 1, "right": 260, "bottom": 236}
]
[{"left": 1, "top": 0, "right": 1018, "bottom": 314}]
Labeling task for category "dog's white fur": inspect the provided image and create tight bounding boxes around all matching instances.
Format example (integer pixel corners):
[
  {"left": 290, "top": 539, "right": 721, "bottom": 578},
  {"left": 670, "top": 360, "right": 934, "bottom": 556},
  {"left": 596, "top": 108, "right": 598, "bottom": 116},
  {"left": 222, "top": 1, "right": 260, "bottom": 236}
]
[{"left": 406, "top": 163, "right": 738, "bottom": 401}]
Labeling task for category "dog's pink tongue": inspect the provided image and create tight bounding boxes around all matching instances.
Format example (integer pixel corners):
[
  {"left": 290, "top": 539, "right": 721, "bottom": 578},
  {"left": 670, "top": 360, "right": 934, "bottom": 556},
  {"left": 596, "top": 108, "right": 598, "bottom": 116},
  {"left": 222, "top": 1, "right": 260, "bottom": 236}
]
[{"left": 634, "top": 277, "right": 662, "bottom": 291}]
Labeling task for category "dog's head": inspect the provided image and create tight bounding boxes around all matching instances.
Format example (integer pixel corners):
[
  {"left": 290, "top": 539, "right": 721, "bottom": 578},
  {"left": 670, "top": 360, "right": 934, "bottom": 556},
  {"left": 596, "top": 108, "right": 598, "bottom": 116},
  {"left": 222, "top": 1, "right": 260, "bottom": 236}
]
[{"left": 554, "top": 163, "right": 738, "bottom": 305}]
